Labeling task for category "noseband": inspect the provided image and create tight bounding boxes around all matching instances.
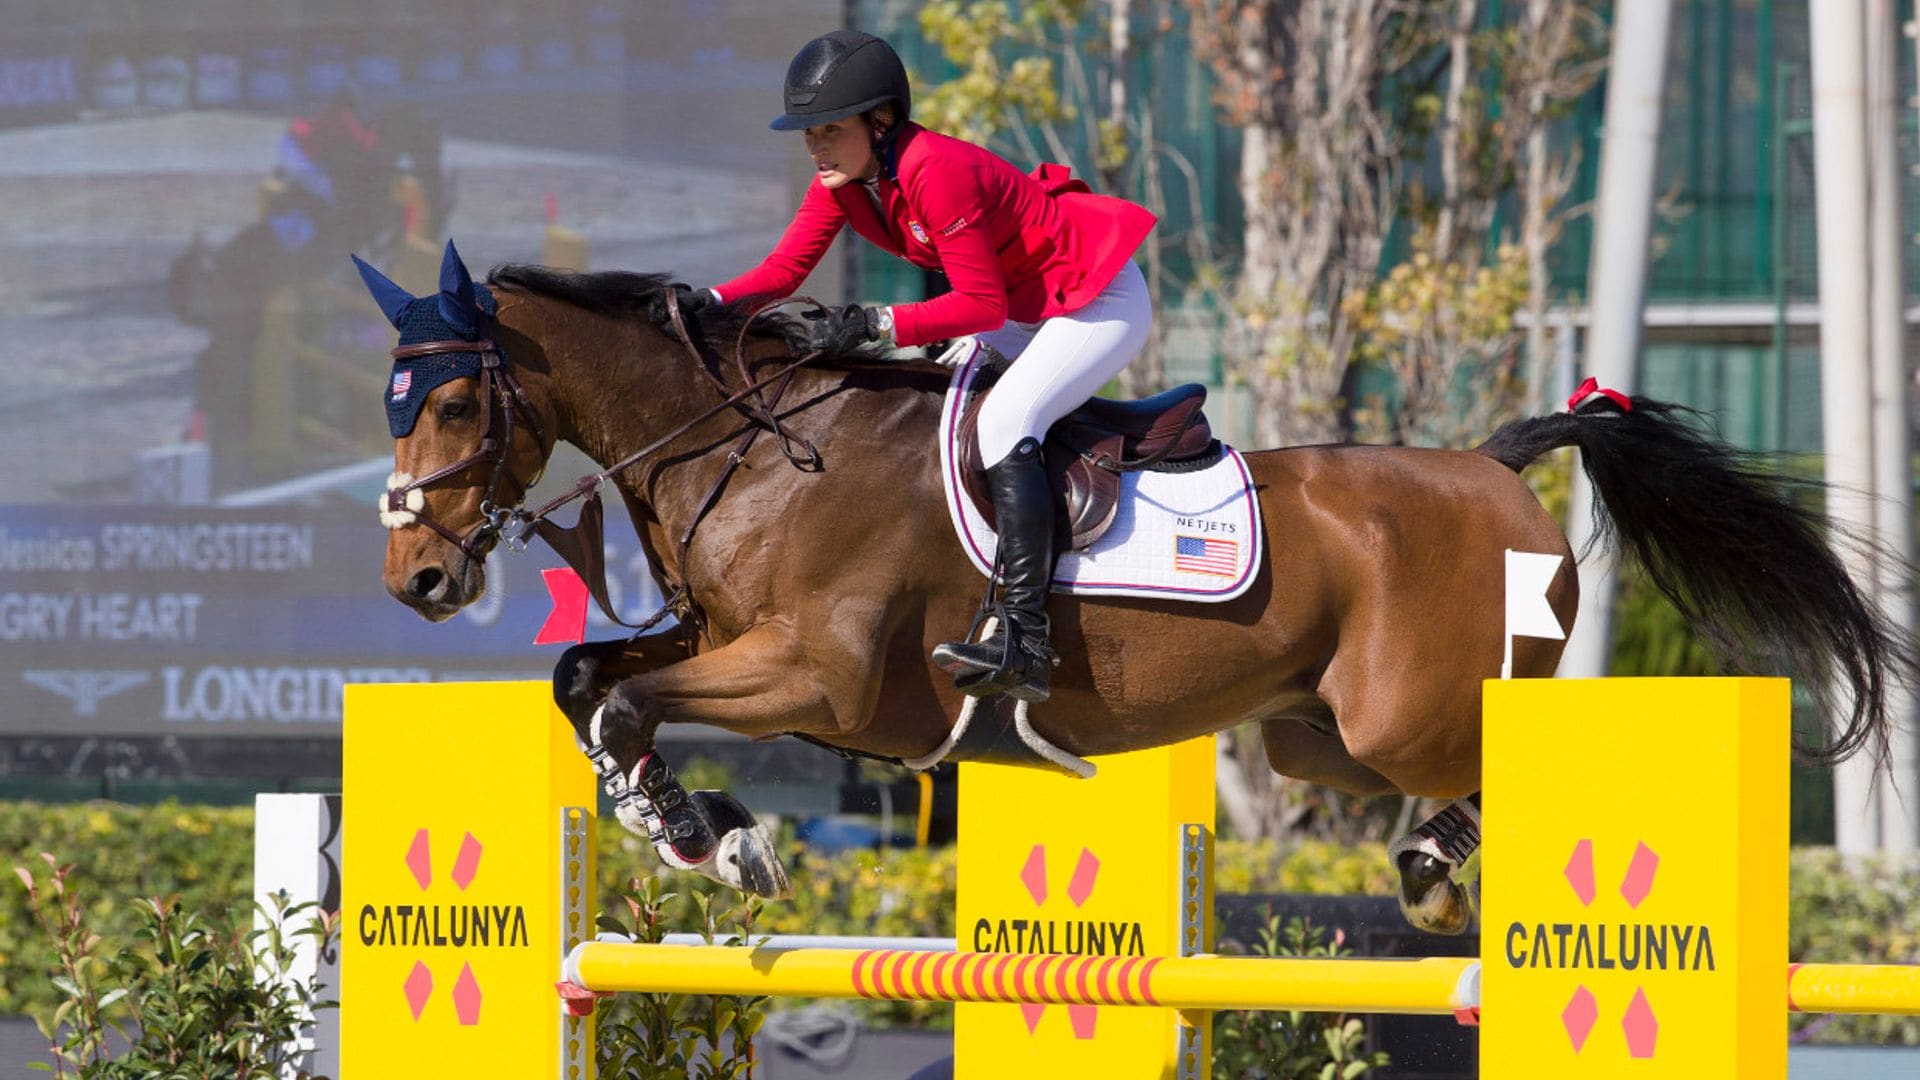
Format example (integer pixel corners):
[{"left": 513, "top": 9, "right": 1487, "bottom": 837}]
[{"left": 382, "top": 338, "right": 548, "bottom": 561}]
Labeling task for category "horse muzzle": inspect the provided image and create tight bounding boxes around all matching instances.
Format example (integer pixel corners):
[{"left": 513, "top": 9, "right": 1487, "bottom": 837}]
[{"left": 389, "top": 554, "right": 485, "bottom": 622}]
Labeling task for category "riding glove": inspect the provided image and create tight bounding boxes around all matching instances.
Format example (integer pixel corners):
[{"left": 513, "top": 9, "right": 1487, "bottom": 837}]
[
  {"left": 804, "top": 303, "right": 888, "bottom": 355},
  {"left": 648, "top": 283, "right": 716, "bottom": 327}
]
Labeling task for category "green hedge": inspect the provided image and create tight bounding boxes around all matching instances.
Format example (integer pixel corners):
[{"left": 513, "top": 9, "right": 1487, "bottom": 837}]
[{"left": 5, "top": 801, "right": 1918, "bottom": 1043}]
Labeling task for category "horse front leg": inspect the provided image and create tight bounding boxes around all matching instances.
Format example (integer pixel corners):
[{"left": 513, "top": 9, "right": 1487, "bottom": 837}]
[
  {"left": 590, "top": 623, "right": 848, "bottom": 900},
  {"left": 549, "top": 633, "right": 787, "bottom": 891},
  {"left": 551, "top": 632, "right": 690, "bottom": 734}
]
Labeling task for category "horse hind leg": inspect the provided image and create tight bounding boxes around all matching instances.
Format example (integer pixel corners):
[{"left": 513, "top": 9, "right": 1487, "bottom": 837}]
[
  {"left": 1388, "top": 797, "right": 1481, "bottom": 936},
  {"left": 1258, "top": 713, "right": 1482, "bottom": 935}
]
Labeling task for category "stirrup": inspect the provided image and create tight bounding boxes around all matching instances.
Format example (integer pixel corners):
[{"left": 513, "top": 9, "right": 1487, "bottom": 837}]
[{"left": 943, "top": 607, "right": 1056, "bottom": 702}]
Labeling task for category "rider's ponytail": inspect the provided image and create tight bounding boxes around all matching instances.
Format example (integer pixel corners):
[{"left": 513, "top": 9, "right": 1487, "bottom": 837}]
[{"left": 867, "top": 102, "right": 903, "bottom": 178}]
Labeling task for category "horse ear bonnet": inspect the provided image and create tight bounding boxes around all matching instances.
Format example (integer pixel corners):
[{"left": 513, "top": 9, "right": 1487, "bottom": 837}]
[
  {"left": 769, "top": 30, "right": 910, "bottom": 131},
  {"left": 383, "top": 285, "right": 498, "bottom": 438}
]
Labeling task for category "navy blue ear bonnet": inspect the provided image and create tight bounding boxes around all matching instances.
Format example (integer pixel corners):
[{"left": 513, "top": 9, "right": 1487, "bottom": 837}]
[
  {"left": 383, "top": 285, "right": 499, "bottom": 438},
  {"left": 352, "top": 240, "right": 503, "bottom": 438}
]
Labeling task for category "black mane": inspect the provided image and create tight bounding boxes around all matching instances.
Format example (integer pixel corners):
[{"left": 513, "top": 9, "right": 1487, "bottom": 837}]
[{"left": 485, "top": 263, "right": 892, "bottom": 366}]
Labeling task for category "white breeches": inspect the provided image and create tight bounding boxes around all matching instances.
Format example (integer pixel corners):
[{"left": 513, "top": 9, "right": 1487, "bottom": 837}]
[{"left": 971, "top": 261, "right": 1152, "bottom": 466}]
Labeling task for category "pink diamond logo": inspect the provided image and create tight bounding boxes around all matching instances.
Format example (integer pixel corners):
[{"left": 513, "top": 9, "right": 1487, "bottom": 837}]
[
  {"left": 406, "top": 828, "right": 432, "bottom": 890},
  {"left": 1009, "top": 843, "right": 1106, "bottom": 1040},
  {"left": 452, "top": 962, "right": 484, "bottom": 1026},
  {"left": 1020, "top": 845, "right": 1048, "bottom": 905},
  {"left": 404, "top": 960, "right": 433, "bottom": 1021},
  {"left": 451, "top": 832, "right": 483, "bottom": 891},
  {"left": 1067, "top": 1004, "right": 1097, "bottom": 1039},
  {"left": 1563, "top": 839, "right": 1595, "bottom": 906},
  {"left": 1561, "top": 985, "right": 1597, "bottom": 1052},
  {"left": 1619, "top": 842, "right": 1659, "bottom": 909},
  {"left": 1622, "top": 986, "right": 1659, "bottom": 1057},
  {"left": 1066, "top": 849, "right": 1099, "bottom": 908}
]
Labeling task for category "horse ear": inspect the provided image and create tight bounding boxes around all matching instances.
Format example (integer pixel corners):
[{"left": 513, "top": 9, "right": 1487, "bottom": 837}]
[
  {"left": 437, "top": 239, "right": 479, "bottom": 338},
  {"left": 352, "top": 253, "right": 414, "bottom": 330}
]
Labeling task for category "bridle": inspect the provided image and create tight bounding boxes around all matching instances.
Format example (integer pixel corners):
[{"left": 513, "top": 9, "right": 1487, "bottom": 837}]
[
  {"left": 383, "top": 338, "right": 547, "bottom": 562},
  {"left": 383, "top": 291, "right": 831, "bottom": 632}
]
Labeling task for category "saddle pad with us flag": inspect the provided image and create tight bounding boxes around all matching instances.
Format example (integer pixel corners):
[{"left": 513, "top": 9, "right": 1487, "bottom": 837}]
[{"left": 937, "top": 339, "right": 1265, "bottom": 603}]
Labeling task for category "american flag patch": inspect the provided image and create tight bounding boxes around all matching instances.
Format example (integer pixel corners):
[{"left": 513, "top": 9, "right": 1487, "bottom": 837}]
[
  {"left": 1174, "top": 534, "right": 1237, "bottom": 577},
  {"left": 390, "top": 369, "right": 412, "bottom": 401}
]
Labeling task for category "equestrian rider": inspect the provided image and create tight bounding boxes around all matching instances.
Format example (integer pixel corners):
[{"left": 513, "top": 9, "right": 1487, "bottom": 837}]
[{"left": 655, "top": 30, "right": 1156, "bottom": 704}]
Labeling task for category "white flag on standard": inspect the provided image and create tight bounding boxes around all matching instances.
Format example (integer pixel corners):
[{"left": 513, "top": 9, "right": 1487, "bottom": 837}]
[{"left": 1502, "top": 549, "right": 1566, "bottom": 678}]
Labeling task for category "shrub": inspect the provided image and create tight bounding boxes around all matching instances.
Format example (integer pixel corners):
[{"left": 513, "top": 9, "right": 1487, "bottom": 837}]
[
  {"left": 1211, "top": 915, "right": 1389, "bottom": 1079},
  {"left": 591, "top": 878, "right": 763, "bottom": 1078},
  {"left": 14, "top": 853, "right": 334, "bottom": 1078},
  {"left": 1789, "top": 851, "right": 1920, "bottom": 1045}
]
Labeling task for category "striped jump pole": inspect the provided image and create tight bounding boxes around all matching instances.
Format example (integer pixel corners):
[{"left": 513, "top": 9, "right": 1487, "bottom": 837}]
[
  {"left": 559, "top": 944, "right": 1920, "bottom": 1020},
  {"left": 562, "top": 945, "right": 1480, "bottom": 1016}
]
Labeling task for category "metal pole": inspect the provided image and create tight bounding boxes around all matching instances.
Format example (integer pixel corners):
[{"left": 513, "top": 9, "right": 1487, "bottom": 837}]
[
  {"left": 1560, "top": 0, "right": 1674, "bottom": 678},
  {"left": 1811, "top": 0, "right": 1882, "bottom": 853},
  {"left": 1770, "top": 61, "right": 1793, "bottom": 456},
  {"left": 1866, "top": 0, "right": 1917, "bottom": 854}
]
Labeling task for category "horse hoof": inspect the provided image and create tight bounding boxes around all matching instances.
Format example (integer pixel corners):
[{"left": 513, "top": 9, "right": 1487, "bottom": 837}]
[
  {"left": 1396, "top": 851, "right": 1473, "bottom": 936},
  {"left": 1400, "top": 877, "right": 1474, "bottom": 936},
  {"left": 716, "top": 825, "right": 793, "bottom": 900}
]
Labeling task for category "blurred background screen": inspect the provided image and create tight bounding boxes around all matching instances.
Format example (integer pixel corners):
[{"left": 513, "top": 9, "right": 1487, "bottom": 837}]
[{"left": 0, "top": 0, "right": 840, "bottom": 796}]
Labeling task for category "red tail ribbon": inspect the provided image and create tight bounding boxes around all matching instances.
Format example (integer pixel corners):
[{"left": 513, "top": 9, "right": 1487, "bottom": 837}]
[{"left": 1566, "top": 376, "right": 1632, "bottom": 413}]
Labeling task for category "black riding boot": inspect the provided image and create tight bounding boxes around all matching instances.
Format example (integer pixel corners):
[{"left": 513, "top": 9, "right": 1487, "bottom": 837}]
[{"left": 931, "top": 438, "right": 1059, "bottom": 702}]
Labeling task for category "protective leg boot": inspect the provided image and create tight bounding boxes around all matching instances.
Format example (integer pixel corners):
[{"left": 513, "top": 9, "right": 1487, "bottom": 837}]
[
  {"left": 931, "top": 438, "right": 1059, "bottom": 701},
  {"left": 1388, "top": 798, "right": 1482, "bottom": 935}
]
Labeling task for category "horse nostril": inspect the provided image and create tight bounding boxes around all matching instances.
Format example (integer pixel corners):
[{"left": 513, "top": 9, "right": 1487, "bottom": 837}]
[{"left": 407, "top": 567, "right": 448, "bottom": 602}]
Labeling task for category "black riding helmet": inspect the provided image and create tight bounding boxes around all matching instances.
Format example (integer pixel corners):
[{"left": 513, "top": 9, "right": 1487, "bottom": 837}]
[{"left": 769, "top": 30, "right": 911, "bottom": 132}]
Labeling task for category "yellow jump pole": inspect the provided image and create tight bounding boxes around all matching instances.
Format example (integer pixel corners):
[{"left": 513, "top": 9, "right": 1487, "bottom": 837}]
[
  {"left": 1789, "top": 964, "right": 1920, "bottom": 1016},
  {"left": 563, "top": 944, "right": 1477, "bottom": 1015},
  {"left": 563, "top": 944, "right": 1920, "bottom": 1019}
]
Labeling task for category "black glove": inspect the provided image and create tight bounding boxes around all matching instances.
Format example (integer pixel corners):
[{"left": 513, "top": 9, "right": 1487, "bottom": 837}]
[
  {"left": 647, "top": 282, "right": 714, "bottom": 328},
  {"left": 803, "top": 303, "right": 883, "bottom": 355}
]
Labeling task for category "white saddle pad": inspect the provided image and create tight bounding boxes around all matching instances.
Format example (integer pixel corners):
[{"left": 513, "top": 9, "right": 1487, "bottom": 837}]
[{"left": 937, "top": 339, "right": 1264, "bottom": 603}]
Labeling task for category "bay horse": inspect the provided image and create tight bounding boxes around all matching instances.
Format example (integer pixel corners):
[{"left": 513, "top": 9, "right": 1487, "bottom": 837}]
[{"left": 365, "top": 244, "right": 1907, "bottom": 934}]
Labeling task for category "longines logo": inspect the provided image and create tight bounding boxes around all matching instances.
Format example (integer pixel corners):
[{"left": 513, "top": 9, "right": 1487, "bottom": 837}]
[{"left": 23, "top": 670, "right": 149, "bottom": 716}]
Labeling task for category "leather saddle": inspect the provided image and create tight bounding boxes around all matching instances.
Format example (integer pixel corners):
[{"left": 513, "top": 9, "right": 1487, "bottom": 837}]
[{"left": 957, "top": 368, "right": 1221, "bottom": 551}]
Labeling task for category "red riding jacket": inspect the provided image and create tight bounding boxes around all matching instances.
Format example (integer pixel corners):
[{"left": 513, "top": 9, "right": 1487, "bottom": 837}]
[{"left": 713, "top": 123, "right": 1157, "bottom": 348}]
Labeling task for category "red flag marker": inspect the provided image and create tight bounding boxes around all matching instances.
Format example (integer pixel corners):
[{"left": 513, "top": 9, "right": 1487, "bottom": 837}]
[{"left": 533, "top": 567, "right": 589, "bottom": 645}]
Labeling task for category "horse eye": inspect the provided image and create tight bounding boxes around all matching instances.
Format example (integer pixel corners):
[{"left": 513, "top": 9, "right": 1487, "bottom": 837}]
[{"left": 437, "top": 397, "right": 472, "bottom": 423}]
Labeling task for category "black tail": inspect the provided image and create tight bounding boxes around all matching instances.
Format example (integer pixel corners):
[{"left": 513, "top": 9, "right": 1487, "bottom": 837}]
[{"left": 1476, "top": 395, "right": 1914, "bottom": 765}]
